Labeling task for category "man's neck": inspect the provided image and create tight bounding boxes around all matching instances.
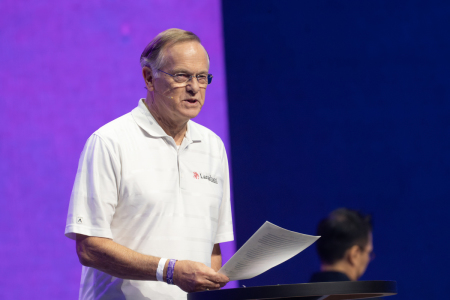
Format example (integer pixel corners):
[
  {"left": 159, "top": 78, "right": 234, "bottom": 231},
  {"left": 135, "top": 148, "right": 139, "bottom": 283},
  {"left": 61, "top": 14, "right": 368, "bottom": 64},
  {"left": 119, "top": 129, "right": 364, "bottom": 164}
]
[
  {"left": 320, "top": 263, "right": 357, "bottom": 281},
  {"left": 144, "top": 99, "right": 187, "bottom": 146}
]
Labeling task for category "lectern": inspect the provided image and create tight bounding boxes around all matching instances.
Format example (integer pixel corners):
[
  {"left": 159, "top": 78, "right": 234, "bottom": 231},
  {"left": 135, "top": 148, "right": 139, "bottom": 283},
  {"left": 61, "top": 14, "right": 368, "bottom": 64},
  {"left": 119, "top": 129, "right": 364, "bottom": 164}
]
[{"left": 188, "top": 280, "right": 397, "bottom": 300}]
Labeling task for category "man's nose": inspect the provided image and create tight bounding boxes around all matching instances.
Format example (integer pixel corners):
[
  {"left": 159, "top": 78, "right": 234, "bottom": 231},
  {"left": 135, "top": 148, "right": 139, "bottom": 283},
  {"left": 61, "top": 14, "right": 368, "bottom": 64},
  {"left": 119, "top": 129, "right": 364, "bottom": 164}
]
[{"left": 186, "top": 76, "right": 200, "bottom": 94}]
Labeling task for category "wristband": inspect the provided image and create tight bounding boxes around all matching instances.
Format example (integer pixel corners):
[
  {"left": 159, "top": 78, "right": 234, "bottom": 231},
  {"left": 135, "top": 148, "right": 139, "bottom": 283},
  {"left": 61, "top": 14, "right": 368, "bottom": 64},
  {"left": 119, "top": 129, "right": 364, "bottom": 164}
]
[
  {"left": 166, "top": 259, "right": 177, "bottom": 285},
  {"left": 156, "top": 258, "right": 168, "bottom": 282}
]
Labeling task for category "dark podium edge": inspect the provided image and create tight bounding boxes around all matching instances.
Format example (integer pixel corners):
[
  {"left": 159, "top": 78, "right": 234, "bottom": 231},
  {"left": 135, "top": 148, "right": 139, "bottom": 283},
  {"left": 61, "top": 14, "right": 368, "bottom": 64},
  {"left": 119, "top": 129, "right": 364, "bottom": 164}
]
[{"left": 187, "top": 280, "right": 397, "bottom": 300}]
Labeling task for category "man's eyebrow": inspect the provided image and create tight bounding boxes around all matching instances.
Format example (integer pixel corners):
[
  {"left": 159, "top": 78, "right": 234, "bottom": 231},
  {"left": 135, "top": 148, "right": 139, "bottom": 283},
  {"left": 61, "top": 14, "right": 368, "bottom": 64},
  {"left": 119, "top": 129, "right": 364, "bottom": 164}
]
[
  {"left": 171, "top": 68, "right": 189, "bottom": 74},
  {"left": 172, "top": 68, "right": 209, "bottom": 74}
]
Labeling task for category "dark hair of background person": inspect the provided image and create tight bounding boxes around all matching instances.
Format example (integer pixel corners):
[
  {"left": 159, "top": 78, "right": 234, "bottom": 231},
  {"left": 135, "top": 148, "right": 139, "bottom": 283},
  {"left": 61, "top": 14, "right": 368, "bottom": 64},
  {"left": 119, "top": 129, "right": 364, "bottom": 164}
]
[{"left": 316, "top": 208, "right": 373, "bottom": 265}]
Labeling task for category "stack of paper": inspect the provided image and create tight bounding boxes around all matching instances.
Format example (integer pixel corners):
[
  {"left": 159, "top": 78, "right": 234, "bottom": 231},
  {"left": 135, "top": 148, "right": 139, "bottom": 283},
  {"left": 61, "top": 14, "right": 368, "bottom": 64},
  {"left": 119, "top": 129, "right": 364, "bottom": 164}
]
[{"left": 219, "top": 221, "right": 320, "bottom": 281}]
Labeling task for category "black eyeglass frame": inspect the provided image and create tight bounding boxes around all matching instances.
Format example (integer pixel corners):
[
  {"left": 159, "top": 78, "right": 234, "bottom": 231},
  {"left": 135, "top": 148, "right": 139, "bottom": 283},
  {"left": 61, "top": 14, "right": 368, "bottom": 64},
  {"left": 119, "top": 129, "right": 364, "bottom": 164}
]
[{"left": 157, "top": 69, "right": 213, "bottom": 85}]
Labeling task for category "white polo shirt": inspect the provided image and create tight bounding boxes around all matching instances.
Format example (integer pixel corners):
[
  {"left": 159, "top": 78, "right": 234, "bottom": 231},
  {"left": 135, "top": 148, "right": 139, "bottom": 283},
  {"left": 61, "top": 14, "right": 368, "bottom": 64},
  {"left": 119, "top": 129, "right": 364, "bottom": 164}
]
[{"left": 65, "top": 99, "right": 234, "bottom": 300}]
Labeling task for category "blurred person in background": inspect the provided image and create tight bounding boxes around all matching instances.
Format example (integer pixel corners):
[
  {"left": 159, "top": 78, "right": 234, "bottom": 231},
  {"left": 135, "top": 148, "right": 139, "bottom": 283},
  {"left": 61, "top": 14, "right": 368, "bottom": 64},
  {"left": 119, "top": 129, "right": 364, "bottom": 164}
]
[{"left": 310, "top": 208, "right": 375, "bottom": 283}]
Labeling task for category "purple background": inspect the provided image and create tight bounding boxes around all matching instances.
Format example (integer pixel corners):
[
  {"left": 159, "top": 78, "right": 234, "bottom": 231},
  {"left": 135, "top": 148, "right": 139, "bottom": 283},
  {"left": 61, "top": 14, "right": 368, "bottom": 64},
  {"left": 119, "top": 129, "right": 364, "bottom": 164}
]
[{"left": 0, "top": 1, "right": 236, "bottom": 298}]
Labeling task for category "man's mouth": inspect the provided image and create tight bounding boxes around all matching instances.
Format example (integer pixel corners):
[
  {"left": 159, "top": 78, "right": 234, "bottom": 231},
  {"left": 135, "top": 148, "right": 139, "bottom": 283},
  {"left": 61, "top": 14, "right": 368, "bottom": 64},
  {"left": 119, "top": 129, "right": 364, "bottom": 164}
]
[{"left": 184, "top": 99, "right": 198, "bottom": 104}]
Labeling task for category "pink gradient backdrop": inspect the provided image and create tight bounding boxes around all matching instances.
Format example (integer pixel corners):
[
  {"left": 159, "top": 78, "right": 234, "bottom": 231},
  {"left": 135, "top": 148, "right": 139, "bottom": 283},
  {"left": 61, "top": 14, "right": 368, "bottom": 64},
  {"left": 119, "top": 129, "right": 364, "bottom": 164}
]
[{"left": 0, "top": 1, "right": 236, "bottom": 298}]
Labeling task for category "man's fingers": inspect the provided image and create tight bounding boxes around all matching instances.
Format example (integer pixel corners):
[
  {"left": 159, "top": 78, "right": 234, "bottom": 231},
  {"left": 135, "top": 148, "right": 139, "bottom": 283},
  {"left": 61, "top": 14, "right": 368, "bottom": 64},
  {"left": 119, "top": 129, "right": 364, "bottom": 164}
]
[
  {"left": 173, "top": 260, "right": 229, "bottom": 293},
  {"left": 198, "top": 282, "right": 221, "bottom": 292},
  {"left": 200, "top": 274, "right": 228, "bottom": 291},
  {"left": 207, "top": 272, "right": 229, "bottom": 284}
]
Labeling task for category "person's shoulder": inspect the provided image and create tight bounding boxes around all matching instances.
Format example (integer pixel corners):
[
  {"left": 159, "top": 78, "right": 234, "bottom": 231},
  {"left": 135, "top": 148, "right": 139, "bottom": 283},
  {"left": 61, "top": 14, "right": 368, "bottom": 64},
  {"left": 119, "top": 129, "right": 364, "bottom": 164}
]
[
  {"left": 93, "top": 112, "right": 135, "bottom": 140},
  {"left": 83, "top": 112, "right": 137, "bottom": 153}
]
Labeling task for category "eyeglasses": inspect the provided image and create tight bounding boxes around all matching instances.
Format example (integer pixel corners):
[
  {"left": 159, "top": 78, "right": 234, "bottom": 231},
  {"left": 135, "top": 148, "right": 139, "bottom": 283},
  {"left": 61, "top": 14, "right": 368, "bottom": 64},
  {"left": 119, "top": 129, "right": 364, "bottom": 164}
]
[{"left": 157, "top": 69, "right": 213, "bottom": 86}]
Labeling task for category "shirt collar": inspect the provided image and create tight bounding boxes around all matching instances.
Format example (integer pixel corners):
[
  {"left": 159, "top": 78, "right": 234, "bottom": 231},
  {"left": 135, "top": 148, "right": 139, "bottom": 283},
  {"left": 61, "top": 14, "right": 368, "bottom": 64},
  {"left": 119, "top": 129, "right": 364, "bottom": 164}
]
[
  {"left": 131, "top": 99, "right": 202, "bottom": 142},
  {"left": 186, "top": 119, "right": 202, "bottom": 143}
]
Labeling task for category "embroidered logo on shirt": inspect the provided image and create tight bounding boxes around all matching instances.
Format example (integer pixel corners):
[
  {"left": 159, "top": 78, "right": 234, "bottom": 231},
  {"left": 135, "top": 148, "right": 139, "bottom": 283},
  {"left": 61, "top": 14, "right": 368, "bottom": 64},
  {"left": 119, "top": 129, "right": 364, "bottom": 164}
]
[
  {"left": 193, "top": 172, "right": 218, "bottom": 184},
  {"left": 76, "top": 217, "right": 83, "bottom": 224}
]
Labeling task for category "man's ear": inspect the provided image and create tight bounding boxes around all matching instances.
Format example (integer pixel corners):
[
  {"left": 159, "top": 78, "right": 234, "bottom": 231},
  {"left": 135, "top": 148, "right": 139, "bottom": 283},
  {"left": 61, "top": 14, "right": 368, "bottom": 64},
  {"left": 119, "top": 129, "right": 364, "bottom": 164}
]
[
  {"left": 142, "top": 67, "right": 155, "bottom": 91},
  {"left": 347, "top": 245, "right": 361, "bottom": 267}
]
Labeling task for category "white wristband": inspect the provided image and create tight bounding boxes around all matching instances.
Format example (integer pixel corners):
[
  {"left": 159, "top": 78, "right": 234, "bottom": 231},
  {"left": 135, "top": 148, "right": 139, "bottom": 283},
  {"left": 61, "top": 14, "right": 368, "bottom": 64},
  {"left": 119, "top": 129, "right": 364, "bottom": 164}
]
[{"left": 156, "top": 258, "right": 168, "bottom": 282}]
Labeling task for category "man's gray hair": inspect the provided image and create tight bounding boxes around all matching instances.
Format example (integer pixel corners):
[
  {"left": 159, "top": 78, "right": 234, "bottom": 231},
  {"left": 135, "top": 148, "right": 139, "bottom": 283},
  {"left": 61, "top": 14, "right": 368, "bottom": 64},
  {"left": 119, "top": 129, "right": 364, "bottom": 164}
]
[{"left": 140, "top": 28, "right": 209, "bottom": 77}]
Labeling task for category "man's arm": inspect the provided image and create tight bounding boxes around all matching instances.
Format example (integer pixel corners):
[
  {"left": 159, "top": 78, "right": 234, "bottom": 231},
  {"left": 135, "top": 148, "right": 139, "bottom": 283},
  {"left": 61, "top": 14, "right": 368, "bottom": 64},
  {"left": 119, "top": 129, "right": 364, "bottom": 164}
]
[
  {"left": 76, "top": 234, "right": 229, "bottom": 292},
  {"left": 211, "top": 243, "right": 222, "bottom": 272}
]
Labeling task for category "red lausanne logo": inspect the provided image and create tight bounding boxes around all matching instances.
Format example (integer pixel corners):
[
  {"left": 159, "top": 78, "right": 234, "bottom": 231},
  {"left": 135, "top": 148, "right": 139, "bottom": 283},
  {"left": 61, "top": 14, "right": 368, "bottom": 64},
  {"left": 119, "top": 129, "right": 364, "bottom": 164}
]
[{"left": 192, "top": 172, "right": 218, "bottom": 184}]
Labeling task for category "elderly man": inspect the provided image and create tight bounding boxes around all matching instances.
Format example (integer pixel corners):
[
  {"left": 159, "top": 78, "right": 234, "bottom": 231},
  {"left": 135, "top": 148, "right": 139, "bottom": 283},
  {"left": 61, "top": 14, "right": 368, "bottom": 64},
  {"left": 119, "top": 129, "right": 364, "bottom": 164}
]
[
  {"left": 309, "top": 208, "right": 374, "bottom": 283},
  {"left": 65, "top": 28, "right": 233, "bottom": 300}
]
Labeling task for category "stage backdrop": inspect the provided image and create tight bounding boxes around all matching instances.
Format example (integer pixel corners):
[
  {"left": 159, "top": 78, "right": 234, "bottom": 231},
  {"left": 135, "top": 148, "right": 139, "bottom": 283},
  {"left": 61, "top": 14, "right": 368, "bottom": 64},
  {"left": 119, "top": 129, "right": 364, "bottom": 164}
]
[
  {"left": 223, "top": 1, "right": 449, "bottom": 300},
  {"left": 0, "top": 1, "right": 236, "bottom": 298}
]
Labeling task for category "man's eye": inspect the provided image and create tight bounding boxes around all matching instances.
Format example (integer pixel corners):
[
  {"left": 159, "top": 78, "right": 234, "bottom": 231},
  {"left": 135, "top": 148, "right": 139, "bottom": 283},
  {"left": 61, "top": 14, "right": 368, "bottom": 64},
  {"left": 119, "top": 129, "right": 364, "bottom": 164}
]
[
  {"left": 197, "top": 75, "right": 207, "bottom": 79},
  {"left": 174, "top": 74, "right": 189, "bottom": 79}
]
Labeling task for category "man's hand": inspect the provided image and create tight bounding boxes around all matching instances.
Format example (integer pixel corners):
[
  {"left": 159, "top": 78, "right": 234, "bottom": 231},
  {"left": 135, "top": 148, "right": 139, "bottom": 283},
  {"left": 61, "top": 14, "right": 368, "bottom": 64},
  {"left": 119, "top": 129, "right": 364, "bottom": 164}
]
[{"left": 173, "top": 260, "right": 229, "bottom": 292}]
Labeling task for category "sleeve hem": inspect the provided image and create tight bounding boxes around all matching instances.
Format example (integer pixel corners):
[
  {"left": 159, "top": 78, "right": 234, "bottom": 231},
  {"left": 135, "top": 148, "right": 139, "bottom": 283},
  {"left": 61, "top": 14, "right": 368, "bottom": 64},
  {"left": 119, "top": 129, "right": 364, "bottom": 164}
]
[
  {"left": 214, "top": 232, "right": 234, "bottom": 244},
  {"left": 65, "top": 224, "right": 113, "bottom": 240}
]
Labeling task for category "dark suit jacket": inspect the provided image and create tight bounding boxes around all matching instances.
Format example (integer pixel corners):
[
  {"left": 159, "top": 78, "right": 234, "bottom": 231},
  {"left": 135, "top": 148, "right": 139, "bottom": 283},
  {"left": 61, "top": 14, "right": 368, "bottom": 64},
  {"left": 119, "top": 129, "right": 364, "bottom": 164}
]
[
  {"left": 309, "top": 271, "right": 350, "bottom": 282},
  {"left": 308, "top": 271, "right": 383, "bottom": 300}
]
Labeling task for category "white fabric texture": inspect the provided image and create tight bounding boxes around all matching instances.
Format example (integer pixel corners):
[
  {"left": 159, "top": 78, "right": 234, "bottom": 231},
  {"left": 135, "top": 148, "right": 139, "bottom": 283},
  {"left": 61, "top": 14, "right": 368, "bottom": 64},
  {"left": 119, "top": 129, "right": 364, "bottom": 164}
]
[{"left": 65, "top": 99, "right": 234, "bottom": 300}]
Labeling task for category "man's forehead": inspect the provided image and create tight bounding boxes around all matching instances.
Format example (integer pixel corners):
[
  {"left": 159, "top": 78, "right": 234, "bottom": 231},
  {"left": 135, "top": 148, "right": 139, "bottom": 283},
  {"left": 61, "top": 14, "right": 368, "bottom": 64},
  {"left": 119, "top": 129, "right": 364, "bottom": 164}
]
[{"left": 162, "top": 41, "right": 209, "bottom": 70}]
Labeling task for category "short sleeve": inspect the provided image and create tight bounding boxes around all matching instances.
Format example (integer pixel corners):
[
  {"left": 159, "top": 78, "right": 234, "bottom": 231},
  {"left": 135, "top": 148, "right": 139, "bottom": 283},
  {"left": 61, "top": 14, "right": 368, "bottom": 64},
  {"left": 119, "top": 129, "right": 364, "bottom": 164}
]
[
  {"left": 65, "top": 134, "right": 120, "bottom": 240},
  {"left": 214, "top": 142, "right": 234, "bottom": 244}
]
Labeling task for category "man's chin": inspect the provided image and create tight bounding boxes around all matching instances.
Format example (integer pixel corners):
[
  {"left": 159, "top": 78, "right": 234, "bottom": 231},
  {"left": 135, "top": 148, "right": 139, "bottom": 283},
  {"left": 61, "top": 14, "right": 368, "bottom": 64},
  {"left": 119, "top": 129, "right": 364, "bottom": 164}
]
[{"left": 181, "top": 108, "right": 202, "bottom": 120}]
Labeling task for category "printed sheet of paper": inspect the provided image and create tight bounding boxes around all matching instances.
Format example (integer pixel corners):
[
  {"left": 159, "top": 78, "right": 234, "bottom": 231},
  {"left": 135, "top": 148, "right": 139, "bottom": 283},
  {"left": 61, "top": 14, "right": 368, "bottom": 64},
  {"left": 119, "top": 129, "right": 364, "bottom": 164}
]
[{"left": 219, "top": 221, "right": 320, "bottom": 281}]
